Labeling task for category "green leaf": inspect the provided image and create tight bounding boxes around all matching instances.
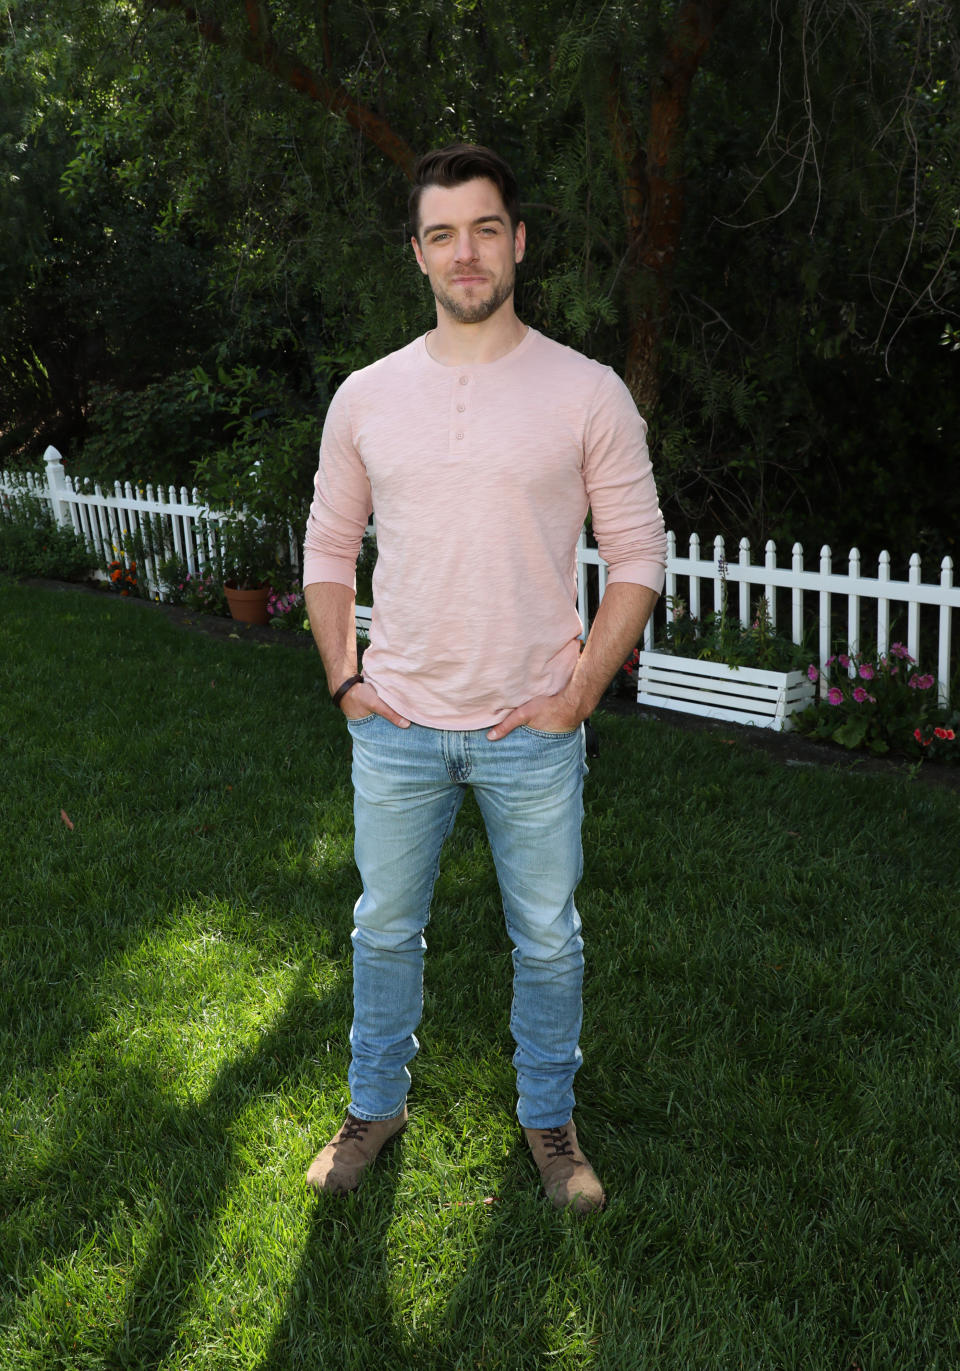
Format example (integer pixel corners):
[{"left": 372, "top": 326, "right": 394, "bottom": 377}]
[{"left": 833, "top": 716, "right": 871, "bottom": 750}]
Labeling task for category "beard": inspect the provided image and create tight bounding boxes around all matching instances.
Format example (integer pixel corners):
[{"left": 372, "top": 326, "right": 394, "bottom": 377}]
[{"left": 431, "top": 270, "right": 515, "bottom": 324}]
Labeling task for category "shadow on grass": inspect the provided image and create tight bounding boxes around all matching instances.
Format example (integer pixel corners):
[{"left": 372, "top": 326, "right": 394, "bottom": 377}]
[
  {"left": 257, "top": 1131, "right": 591, "bottom": 1371},
  {"left": 100, "top": 969, "right": 342, "bottom": 1370},
  {"left": 3, "top": 583, "right": 356, "bottom": 1071},
  {"left": 257, "top": 1156, "right": 407, "bottom": 1370}
]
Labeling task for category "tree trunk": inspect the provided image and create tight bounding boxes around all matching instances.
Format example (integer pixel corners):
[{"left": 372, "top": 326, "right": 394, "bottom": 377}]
[{"left": 612, "top": 0, "right": 731, "bottom": 413}]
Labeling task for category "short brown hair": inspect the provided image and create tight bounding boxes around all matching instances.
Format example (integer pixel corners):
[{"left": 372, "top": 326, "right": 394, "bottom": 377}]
[{"left": 408, "top": 143, "right": 520, "bottom": 241}]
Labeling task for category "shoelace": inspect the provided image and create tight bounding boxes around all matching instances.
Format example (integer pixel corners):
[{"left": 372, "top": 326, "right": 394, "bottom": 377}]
[
  {"left": 538, "top": 1126, "right": 575, "bottom": 1159},
  {"left": 341, "top": 1114, "right": 371, "bottom": 1143}
]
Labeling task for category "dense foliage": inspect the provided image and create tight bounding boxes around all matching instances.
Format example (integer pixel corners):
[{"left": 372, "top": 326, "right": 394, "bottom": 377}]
[
  {"left": 0, "top": 490, "right": 99, "bottom": 579},
  {"left": 1, "top": 1, "right": 958, "bottom": 562}
]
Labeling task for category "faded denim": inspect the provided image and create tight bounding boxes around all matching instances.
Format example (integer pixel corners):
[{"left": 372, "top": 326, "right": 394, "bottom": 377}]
[{"left": 345, "top": 715, "right": 588, "bottom": 1129}]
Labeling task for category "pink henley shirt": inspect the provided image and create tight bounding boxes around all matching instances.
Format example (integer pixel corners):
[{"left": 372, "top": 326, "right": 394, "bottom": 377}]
[{"left": 303, "top": 327, "right": 666, "bottom": 729}]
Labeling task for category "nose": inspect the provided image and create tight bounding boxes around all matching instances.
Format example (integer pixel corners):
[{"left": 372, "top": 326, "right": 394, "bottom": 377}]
[{"left": 453, "top": 231, "right": 478, "bottom": 262}]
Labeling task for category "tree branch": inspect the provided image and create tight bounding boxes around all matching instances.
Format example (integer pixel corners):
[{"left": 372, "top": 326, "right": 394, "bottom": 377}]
[{"left": 147, "top": 0, "right": 416, "bottom": 178}]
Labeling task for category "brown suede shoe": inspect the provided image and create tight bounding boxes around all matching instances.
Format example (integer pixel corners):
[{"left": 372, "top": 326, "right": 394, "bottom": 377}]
[
  {"left": 524, "top": 1119, "right": 606, "bottom": 1215},
  {"left": 306, "top": 1108, "right": 407, "bottom": 1195}
]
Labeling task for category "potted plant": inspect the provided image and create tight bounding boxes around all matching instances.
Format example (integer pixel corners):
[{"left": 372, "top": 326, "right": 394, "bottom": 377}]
[
  {"left": 218, "top": 513, "right": 283, "bottom": 624},
  {"left": 634, "top": 584, "right": 815, "bottom": 731},
  {"left": 189, "top": 367, "right": 314, "bottom": 624}
]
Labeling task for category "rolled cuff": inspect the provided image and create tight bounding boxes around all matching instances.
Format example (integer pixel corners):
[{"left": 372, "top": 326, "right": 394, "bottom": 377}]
[
  {"left": 603, "top": 557, "right": 666, "bottom": 596},
  {"left": 301, "top": 551, "right": 358, "bottom": 590}
]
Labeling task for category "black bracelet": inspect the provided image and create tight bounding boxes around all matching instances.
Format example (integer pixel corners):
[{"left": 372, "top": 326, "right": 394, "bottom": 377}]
[{"left": 331, "top": 673, "right": 364, "bottom": 709}]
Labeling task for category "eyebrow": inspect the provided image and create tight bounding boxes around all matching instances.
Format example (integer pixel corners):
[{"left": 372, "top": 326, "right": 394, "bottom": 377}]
[{"left": 421, "top": 213, "right": 506, "bottom": 235}]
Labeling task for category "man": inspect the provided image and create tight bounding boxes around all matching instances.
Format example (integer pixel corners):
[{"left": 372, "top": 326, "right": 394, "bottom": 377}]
[{"left": 302, "top": 144, "right": 666, "bottom": 1214}]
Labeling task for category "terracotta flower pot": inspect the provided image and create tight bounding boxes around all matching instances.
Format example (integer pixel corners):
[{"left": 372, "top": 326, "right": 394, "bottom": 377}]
[{"left": 224, "top": 583, "right": 270, "bottom": 626}]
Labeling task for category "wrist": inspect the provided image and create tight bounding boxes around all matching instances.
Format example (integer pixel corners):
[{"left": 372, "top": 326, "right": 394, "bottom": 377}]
[
  {"left": 331, "top": 673, "right": 363, "bottom": 709},
  {"left": 556, "top": 680, "right": 591, "bottom": 724}
]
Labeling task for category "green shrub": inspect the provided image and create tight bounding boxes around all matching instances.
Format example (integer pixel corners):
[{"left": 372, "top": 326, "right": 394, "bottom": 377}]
[
  {"left": 355, "top": 531, "right": 377, "bottom": 608},
  {"left": 655, "top": 595, "right": 810, "bottom": 672},
  {"left": 156, "top": 555, "right": 229, "bottom": 616},
  {"left": 188, "top": 365, "right": 319, "bottom": 534},
  {"left": 75, "top": 371, "right": 225, "bottom": 490},
  {"left": 0, "top": 491, "right": 98, "bottom": 581}
]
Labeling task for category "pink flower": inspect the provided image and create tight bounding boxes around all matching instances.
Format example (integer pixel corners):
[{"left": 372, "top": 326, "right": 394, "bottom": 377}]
[
  {"left": 838, "top": 653, "right": 850, "bottom": 669},
  {"left": 852, "top": 687, "right": 873, "bottom": 703},
  {"left": 825, "top": 654, "right": 836, "bottom": 667},
  {"left": 909, "top": 673, "right": 935, "bottom": 691},
  {"left": 807, "top": 664, "right": 819, "bottom": 682},
  {"left": 890, "top": 642, "right": 912, "bottom": 660},
  {"left": 858, "top": 664, "right": 875, "bottom": 680},
  {"left": 827, "top": 687, "right": 844, "bottom": 706},
  {"left": 934, "top": 727, "right": 956, "bottom": 741},
  {"left": 914, "top": 728, "right": 924, "bottom": 743}
]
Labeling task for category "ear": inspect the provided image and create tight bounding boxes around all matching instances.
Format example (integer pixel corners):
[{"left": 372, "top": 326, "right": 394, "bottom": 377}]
[
  {"left": 411, "top": 236, "right": 428, "bottom": 275},
  {"left": 513, "top": 220, "right": 526, "bottom": 265}
]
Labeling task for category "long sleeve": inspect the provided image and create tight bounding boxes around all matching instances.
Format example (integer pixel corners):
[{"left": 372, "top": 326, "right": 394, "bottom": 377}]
[
  {"left": 302, "top": 379, "right": 373, "bottom": 589},
  {"left": 582, "top": 369, "right": 667, "bottom": 594}
]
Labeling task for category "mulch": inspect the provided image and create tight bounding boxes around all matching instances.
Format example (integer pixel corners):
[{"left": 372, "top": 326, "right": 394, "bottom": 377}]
[{"left": 18, "top": 576, "right": 960, "bottom": 794}]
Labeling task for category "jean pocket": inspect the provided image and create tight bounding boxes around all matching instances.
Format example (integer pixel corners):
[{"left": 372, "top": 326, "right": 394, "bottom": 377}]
[
  {"left": 346, "top": 712, "right": 379, "bottom": 729},
  {"left": 518, "top": 723, "right": 582, "bottom": 739}
]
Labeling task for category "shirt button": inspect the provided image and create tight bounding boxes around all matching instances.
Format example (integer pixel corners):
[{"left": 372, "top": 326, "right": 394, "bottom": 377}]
[
  {"left": 458, "top": 375, "right": 469, "bottom": 386},
  {"left": 456, "top": 431, "right": 464, "bottom": 440},
  {"left": 456, "top": 402, "right": 466, "bottom": 412}
]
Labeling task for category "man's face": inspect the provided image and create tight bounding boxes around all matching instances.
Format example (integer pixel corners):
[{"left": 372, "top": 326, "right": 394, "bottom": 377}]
[{"left": 412, "top": 177, "right": 525, "bottom": 325}]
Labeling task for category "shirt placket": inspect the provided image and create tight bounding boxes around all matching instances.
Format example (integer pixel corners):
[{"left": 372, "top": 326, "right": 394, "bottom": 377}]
[{"left": 449, "top": 371, "right": 472, "bottom": 458}]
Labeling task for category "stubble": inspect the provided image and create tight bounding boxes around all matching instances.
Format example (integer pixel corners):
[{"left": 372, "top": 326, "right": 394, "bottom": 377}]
[{"left": 431, "top": 271, "right": 516, "bottom": 325}]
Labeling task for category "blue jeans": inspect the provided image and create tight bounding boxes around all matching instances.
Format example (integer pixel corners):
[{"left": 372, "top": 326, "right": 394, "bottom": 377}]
[{"left": 345, "top": 715, "right": 588, "bottom": 1130}]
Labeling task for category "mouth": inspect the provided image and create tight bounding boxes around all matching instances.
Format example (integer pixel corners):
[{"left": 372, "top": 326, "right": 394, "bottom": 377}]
[{"left": 451, "top": 275, "right": 489, "bottom": 286}]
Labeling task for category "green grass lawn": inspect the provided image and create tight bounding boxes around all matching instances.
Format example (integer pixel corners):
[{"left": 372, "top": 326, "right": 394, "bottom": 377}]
[{"left": 2, "top": 580, "right": 958, "bottom": 1371}]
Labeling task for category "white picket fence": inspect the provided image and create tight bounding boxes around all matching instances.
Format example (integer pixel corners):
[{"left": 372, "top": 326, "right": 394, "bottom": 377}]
[
  {"left": 1, "top": 446, "right": 305, "bottom": 601},
  {"left": 3, "top": 448, "right": 958, "bottom": 705},
  {"left": 571, "top": 533, "right": 954, "bottom": 709},
  {"left": 2, "top": 447, "right": 231, "bottom": 590},
  {"left": 659, "top": 530, "right": 956, "bottom": 706}
]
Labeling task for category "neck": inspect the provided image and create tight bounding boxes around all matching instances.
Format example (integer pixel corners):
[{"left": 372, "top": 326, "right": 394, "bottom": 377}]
[{"left": 425, "top": 307, "right": 528, "bottom": 366}]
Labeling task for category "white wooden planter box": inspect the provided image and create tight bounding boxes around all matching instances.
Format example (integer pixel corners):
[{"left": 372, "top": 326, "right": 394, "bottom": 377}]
[{"left": 635, "top": 650, "right": 816, "bottom": 731}]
